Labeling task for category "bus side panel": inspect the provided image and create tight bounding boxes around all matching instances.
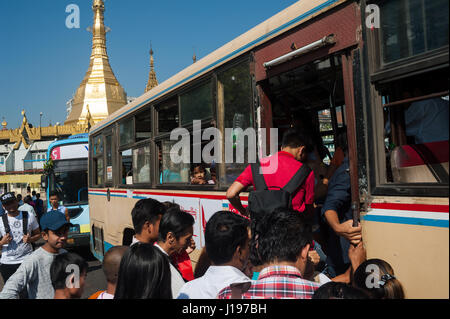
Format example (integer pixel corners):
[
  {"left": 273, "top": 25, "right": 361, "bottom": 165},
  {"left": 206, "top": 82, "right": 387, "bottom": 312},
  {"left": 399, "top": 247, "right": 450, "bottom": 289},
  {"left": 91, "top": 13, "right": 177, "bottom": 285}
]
[{"left": 361, "top": 218, "right": 449, "bottom": 299}]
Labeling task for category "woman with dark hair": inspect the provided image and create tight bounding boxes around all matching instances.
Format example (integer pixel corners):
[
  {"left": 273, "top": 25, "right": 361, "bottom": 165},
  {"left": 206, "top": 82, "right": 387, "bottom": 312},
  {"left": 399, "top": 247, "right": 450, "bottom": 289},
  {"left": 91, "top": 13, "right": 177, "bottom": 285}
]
[
  {"left": 353, "top": 258, "right": 405, "bottom": 299},
  {"left": 114, "top": 243, "right": 172, "bottom": 299}
]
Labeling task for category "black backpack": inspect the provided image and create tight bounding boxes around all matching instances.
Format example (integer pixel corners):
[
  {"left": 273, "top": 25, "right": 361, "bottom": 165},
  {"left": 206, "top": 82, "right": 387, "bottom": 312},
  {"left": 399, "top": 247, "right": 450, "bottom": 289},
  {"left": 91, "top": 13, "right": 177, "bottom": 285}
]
[
  {"left": 248, "top": 161, "right": 312, "bottom": 224},
  {"left": 1, "top": 211, "right": 28, "bottom": 236}
]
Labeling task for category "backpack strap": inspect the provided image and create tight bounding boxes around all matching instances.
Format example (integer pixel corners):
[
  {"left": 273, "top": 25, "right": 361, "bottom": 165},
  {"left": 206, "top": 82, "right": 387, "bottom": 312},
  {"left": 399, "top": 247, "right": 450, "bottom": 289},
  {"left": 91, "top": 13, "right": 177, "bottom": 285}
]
[
  {"left": 283, "top": 164, "right": 312, "bottom": 195},
  {"left": 251, "top": 161, "right": 268, "bottom": 191},
  {"left": 22, "top": 211, "right": 28, "bottom": 236},
  {"left": 1, "top": 213, "right": 10, "bottom": 234}
]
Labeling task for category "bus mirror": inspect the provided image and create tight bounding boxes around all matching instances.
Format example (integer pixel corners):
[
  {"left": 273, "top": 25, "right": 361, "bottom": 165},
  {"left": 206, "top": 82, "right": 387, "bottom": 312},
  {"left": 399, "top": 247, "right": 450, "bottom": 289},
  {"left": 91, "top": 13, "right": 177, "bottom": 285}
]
[{"left": 41, "top": 175, "right": 47, "bottom": 189}]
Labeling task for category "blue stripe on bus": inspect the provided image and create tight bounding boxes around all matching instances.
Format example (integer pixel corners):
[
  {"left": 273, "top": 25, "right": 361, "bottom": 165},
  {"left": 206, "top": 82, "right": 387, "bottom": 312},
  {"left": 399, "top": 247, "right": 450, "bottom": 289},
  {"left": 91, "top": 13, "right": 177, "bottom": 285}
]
[
  {"left": 91, "top": 0, "right": 340, "bottom": 134},
  {"left": 362, "top": 215, "right": 449, "bottom": 228}
]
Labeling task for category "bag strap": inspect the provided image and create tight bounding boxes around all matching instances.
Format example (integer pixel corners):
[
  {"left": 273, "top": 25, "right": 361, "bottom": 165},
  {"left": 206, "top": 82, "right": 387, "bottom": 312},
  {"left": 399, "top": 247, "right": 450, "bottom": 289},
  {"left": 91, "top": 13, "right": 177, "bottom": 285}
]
[
  {"left": 22, "top": 211, "right": 28, "bottom": 236},
  {"left": 1, "top": 213, "right": 10, "bottom": 234},
  {"left": 283, "top": 164, "right": 312, "bottom": 195},
  {"left": 251, "top": 161, "right": 268, "bottom": 191}
]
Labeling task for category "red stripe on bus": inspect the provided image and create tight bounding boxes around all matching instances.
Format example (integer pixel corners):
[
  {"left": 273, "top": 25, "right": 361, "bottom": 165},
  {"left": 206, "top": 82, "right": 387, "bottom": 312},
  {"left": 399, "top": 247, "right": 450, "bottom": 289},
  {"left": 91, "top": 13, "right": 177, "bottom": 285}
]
[
  {"left": 370, "top": 203, "right": 449, "bottom": 213},
  {"left": 133, "top": 191, "right": 249, "bottom": 201},
  {"left": 89, "top": 189, "right": 248, "bottom": 201}
]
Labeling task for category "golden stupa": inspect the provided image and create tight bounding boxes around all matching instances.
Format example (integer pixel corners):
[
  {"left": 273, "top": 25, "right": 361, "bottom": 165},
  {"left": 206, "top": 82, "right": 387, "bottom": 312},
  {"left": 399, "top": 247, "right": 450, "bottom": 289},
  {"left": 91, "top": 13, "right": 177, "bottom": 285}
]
[
  {"left": 145, "top": 46, "right": 158, "bottom": 93},
  {"left": 65, "top": 0, "right": 127, "bottom": 126}
]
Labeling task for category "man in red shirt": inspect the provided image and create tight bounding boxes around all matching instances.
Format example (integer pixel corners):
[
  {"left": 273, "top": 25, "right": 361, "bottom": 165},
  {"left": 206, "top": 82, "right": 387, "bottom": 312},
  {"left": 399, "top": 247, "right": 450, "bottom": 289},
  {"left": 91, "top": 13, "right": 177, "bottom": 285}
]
[{"left": 226, "top": 129, "right": 315, "bottom": 220}]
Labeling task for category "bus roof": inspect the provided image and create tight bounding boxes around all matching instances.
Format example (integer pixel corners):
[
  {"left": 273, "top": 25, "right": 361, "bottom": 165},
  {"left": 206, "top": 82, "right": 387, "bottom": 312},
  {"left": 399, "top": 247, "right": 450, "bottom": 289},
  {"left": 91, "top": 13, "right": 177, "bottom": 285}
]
[{"left": 90, "top": 0, "right": 345, "bottom": 135}]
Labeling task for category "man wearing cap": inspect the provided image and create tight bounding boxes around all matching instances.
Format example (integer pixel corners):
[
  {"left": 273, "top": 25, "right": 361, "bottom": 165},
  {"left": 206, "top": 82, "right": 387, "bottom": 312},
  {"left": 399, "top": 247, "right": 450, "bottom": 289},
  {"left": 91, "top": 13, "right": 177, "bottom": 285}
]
[
  {"left": 0, "top": 192, "right": 41, "bottom": 284},
  {"left": 0, "top": 210, "right": 71, "bottom": 299}
]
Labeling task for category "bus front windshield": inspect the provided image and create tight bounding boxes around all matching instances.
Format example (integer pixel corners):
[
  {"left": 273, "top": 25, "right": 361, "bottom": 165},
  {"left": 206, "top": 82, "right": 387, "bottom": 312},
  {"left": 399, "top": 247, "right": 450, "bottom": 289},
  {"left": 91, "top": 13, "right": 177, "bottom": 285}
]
[{"left": 49, "top": 159, "right": 88, "bottom": 206}]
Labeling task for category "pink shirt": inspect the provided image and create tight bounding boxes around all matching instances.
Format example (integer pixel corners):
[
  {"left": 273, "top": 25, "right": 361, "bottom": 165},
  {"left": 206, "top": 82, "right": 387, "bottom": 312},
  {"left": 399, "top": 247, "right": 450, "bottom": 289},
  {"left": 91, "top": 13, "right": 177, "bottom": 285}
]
[{"left": 235, "top": 151, "right": 315, "bottom": 213}]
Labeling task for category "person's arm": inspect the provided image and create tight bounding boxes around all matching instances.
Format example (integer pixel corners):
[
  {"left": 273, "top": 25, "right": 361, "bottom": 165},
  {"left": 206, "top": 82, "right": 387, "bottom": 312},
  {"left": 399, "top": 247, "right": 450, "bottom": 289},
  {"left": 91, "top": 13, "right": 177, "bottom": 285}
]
[
  {"left": 324, "top": 210, "right": 362, "bottom": 245},
  {"left": 64, "top": 207, "right": 70, "bottom": 222},
  {"left": 321, "top": 164, "right": 362, "bottom": 245},
  {"left": 348, "top": 241, "right": 366, "bottom": 276},
  {"left": 0, "top": 258, "right": 34, "bottom": 299},
  {"left": 23, "top": 228, "right": 41, "bottom": 244},
  {"left": 226, "top": 181, "right": 248, "bottom": 216}
]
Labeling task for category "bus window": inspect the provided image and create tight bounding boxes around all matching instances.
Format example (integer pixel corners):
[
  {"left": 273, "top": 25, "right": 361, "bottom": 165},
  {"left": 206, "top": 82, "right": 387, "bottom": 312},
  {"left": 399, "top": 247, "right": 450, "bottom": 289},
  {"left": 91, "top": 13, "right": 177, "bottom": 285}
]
[
  {"left": 120, "top": 149, "right": 133, "bottom": 185},
  {"left": 157, "top": 97, "right": 179, "bottom": 134},
  {"left": 180, "top": 81, "right": 213, "bottom": 125},
  {"left": 119, "top": 118, "right": 134, "bottom": 146},
  {"left": 105, "top": 134, "right": 113, "bottom": 182},
  {"left": 382, "top": 71, "right": 449, "bottom": 184},
  {"left": 379, "top": 0, "right": 449, "bottom": 64},
  {"left": 135, "top": 108, "right": 152, "bottom": 142},
  {"left": 93, "top": 135, "right": 103, "bottom": 156},
  {"left": 217, "top": 61, "right": 253, "bottom": 185},
  {"left": 92, "top": 134, "right": 104, "bottom": 186},
  {"left": 94, "top": 157, "right": 104, "bottom": 186},
  {"left": 158, "top": 140, "right": 190, "bottom": 184},
  {"left": 133, "top": 146, "right": 151, "bottom": 184}
]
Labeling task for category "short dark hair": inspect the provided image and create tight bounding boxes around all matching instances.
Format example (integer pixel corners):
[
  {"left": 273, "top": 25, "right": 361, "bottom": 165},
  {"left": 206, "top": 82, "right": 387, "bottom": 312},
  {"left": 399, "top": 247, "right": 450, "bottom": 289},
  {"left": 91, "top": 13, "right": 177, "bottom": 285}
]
[
  {"left": 158, "top": 208, "right": 195, "bottom": 242},
  {"left": 131, "top": 198, "right": 167, "bottom": 234},
  {"left": 281, "top": 129, "right": 310, "bottom": 151},
  {"left": 49, "top": 191, "right": 59, "bottom": 198},
  {"left": 32, "top": 191, "right": 36, "bottom": 196},
  {"left": 313, "top": 282, "right": 370, "bottom": 299},
  {"left": 205, "top": 211, "right": 250, "bottom": 265},
  {"left": 16, "top": 194, "right": 22, "bottom": 200},
  {"left": 50, "top": 252, "right": 88, "bottom": 290},
  {"left": 251, "top": 208, "right": 312, "bottom": 265},
  {"left": 24, "top": 195, "right": 33, "bottom": 204},
  {"left": 103, "top": 246, "right": 129, "bottom": 284},
  {"left": 114, "top": 243, "right": 172, "bottom": 299},
  {"left": 36, "top": 193, "right": 40, "bottom": 198}
]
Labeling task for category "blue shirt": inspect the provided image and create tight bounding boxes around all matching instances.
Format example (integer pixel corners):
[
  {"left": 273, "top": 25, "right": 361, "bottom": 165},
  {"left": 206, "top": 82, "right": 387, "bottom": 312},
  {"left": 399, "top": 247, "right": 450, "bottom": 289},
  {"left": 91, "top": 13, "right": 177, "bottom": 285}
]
[
  {"left": 405, "top": 97, "right": 449, "bottom": 144},
  {"left": 47, "top": 205, "right": 67, "bottom": 216},
  {"left": 321, "top": 157, "right": 352, "bottom": 275}
]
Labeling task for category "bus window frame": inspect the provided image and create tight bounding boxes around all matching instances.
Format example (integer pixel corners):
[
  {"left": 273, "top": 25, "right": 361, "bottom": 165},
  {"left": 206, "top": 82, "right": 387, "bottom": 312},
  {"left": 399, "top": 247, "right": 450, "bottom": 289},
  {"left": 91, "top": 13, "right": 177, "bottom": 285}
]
[
  {"left": 362, "top": 2, "right": 449, "bottom": 197},
  {"left": 365, "top": 0, "right": 449, "bottom": 84},
  {"left": 90, "top": 133, "right": 105, "bottom": 188},
  {"left": 104, "top": 130, "right": 115, "bottom": 187},
  {"left": 215, "top": 56, "right": 255, "bottom": 189}
]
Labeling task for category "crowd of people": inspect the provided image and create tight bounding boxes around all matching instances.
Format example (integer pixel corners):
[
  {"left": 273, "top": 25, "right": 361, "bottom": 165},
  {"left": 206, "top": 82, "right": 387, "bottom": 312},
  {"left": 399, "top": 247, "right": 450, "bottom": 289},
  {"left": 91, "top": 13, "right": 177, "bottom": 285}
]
[{"left": 0, "top": 129, "right": 406, "bottom": 299}]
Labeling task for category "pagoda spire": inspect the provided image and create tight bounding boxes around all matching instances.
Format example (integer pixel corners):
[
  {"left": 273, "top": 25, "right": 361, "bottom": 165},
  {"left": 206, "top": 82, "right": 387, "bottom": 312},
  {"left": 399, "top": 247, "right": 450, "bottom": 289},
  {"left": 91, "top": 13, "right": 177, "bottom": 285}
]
[
  {"left": 65, "top": 0, "right": 127, "bottom": 126},
  {"left": 145, "top": 44, "right": 158, "bottom": 92}
]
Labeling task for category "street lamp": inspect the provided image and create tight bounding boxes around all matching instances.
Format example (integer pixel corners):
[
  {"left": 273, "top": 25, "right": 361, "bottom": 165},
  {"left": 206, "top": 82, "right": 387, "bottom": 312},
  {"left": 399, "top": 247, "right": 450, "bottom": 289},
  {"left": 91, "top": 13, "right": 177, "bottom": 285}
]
[{"left": 39, "top": 112, "right": 43, "bottom": 127}]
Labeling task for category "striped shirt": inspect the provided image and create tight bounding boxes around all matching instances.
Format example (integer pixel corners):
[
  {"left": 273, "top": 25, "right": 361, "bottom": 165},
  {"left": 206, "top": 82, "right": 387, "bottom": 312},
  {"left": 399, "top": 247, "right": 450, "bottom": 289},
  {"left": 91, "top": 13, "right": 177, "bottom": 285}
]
[{"left": 217, "top": 265, "right": 320, "bottom": 299}]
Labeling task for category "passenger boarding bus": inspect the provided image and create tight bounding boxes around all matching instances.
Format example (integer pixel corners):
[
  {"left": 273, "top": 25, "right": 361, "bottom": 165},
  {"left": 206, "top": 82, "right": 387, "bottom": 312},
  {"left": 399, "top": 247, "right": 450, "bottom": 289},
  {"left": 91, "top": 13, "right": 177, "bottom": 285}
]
[
  {"left": 88, "top": 0, "right": 448, "bottom": 298},
  {"left": 46, "top": 134, "right": 90, "bottom": 248}
]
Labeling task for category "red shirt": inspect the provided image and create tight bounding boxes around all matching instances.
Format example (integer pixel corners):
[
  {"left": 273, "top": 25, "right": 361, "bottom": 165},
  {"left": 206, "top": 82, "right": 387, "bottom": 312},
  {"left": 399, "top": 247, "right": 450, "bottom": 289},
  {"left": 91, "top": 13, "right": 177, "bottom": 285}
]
[{"left": 235, "top": 151, "right": 315, "bottom": 213}]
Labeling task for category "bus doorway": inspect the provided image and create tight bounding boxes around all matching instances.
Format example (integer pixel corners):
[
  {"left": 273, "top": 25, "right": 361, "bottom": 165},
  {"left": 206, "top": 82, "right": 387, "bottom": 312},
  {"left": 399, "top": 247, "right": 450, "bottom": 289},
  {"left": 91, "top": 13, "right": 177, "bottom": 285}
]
[{"left": 259, "top": 54, "right": 352, "bottom": 262}]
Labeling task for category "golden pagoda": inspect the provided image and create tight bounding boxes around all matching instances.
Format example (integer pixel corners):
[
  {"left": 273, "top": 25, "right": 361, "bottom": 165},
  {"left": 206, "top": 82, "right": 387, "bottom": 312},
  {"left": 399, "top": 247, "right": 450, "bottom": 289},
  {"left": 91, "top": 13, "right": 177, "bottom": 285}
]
[
  {"left": 65, "top": 0, "right": 127, "bottom": 126},
  {"left": 145, "top": 46, "right": 158, "bottom": 92}
]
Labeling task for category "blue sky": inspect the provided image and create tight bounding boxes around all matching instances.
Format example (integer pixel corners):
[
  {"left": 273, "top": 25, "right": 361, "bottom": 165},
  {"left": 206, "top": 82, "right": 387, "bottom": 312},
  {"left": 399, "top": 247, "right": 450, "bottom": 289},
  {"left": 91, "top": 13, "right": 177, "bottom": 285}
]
[{"left": 0, "top": 0, "right": 297, "bottom": 129}]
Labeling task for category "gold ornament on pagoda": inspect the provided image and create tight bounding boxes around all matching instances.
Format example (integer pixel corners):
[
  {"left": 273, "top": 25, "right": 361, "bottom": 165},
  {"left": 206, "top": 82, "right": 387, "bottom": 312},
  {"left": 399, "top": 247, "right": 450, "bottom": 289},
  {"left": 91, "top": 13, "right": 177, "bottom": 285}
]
[{"left": 65, "top": 0, "right": 127, "bottom": 126}]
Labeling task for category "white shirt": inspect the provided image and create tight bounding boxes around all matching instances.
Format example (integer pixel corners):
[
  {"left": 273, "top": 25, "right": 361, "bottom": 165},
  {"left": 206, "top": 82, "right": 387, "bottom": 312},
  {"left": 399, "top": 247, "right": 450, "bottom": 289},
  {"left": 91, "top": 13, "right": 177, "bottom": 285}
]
[
  {"left": 154, "top": 243, "right": 186, "bottom": 298},
  {"left": 19, "top": 203, "right": 36, "bottom": 218},
  {"left": 177, "top": 265, "right": 250, "bottom": 299},
  {"left": 0, "top": 211, "right": 40, "bottom": 264},
  {"left": 96, "top": 291, "right": 114, "bottom": 299}
]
